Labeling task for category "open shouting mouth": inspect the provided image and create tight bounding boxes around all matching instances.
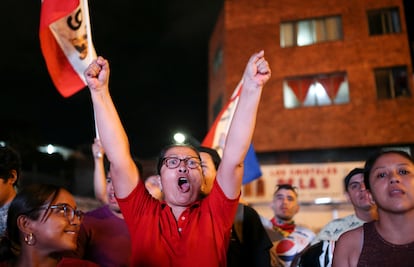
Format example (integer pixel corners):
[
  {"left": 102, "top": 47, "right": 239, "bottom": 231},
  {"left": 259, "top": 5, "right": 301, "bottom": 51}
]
[{"left": 178, "top": 177, "right": 190, "bottom": 193}]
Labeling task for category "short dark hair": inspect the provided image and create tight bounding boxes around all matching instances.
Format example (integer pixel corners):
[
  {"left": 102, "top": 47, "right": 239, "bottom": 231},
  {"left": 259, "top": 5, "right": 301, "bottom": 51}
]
[
  {"left": 273, "top": 184, "right": 298, "bottom": 197},
  {"left": 344, "top": 168, "right": 365, "bottom": 192},
  {"left": 0, "top": 146, "right": 21, "bottom": 186},
  {"left": 364, "top": 149, "right": 413, "bottom": 190},
  {"left": 197, "top": 146, "right": 221, "bottom": 170}
]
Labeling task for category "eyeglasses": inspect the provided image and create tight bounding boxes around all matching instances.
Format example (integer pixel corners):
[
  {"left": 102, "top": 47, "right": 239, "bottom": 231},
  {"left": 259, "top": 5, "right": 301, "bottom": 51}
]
[
  {"left": 162, "top": 156, "right": 201, "bottom": 169},
  {"left": 47, "top": 203, "right": 84, "bottom": 222}
]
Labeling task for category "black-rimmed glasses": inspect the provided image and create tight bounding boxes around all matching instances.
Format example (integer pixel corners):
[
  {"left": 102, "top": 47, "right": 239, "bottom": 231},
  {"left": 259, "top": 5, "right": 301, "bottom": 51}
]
[
  {"left": 47, "top": 203, "right": 84, "bottom": 222},
  {"left": 162, "top": 156, "right": 201, "bottom": 169}
]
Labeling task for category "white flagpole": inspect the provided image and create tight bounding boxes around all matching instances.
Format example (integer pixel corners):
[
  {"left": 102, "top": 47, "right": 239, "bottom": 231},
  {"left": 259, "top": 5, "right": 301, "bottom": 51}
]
[
  {"left": 82, "top": 0, "right": 100, "bottom": 140},
  {"left": 82, "top": 0, "right": 94, "bottom": 62}
]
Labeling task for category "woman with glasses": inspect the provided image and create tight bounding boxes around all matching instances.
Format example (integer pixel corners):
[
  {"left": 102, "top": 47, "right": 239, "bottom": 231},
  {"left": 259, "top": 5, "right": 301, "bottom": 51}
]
[
  {"left": 0, "top": 183, "right": 98, "bottom": 266},
  {"left": 84, "top": 50, "right": 271, "bottom": 266}
]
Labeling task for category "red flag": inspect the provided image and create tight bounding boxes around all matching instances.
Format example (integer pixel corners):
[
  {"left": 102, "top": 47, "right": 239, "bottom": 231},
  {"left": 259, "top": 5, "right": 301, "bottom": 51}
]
[
  {"left": 202, "top": 80, "right": 243, "bottom": 155},
  {"left": 202, "top": 80, "right": 263, "bottom": 184},
  {"left": 40, "top": 0, "right": 96, "bottom": 97}
]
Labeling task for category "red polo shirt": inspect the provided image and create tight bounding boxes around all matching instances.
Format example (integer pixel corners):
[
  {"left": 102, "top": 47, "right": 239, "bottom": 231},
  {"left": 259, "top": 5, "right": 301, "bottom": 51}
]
[{"left": 117, "top": 179, "right": 239, "bottom": 267}]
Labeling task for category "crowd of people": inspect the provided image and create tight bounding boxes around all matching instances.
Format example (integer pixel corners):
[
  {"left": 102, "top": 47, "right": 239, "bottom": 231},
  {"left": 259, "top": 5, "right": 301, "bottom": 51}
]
[{"left": 0, "top": 50, "right": 413, "bottom": 266}]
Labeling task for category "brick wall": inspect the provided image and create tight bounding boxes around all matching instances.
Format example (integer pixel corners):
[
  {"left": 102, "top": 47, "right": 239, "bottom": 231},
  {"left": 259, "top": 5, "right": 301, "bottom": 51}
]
[{"left": 209, "top": 0, "right": 414, "bottom": 154}]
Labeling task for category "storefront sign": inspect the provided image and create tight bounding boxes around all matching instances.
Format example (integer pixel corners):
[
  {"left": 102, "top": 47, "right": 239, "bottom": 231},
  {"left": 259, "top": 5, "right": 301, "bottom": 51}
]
[{"left": 242, "top": 161, "right": 364, "bottom": 203}]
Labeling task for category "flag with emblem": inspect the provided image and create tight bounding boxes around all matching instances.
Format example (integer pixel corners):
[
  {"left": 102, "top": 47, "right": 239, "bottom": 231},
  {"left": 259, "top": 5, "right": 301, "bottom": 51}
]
[
  {"left": 202, "top": 80, "right": 262, "bottom": 184},
  {"left": 39, "top": 0, "right": 96, "bottom": 97}
]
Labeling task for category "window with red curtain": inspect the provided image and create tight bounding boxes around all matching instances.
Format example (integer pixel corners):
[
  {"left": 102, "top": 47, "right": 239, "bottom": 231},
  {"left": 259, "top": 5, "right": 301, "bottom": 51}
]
[
  {"left": 287, "top": 78, "right": 313, "bottom": 104},
  {"left": 284, "top": 72, "right": 348, "bottom": 108},
  {"left": 317, "top": 74, "right": 345, "bottom": 100}
]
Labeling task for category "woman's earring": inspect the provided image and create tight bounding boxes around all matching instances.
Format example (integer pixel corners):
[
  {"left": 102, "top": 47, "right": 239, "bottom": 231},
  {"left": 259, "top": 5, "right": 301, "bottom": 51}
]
[{"left": 24, "top": 232, "right": 36, "bottom": 246}]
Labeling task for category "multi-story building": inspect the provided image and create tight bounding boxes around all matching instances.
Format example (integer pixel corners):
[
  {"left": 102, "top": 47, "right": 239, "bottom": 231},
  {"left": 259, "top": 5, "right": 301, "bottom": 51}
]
[{"left": 208, "top": 0, "right": 414, "bottom": 229}]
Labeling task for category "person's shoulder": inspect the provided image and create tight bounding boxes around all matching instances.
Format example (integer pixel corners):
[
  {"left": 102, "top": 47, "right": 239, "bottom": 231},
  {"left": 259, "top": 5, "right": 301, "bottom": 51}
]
[
  {"left": 295, "top": 224, "right": 316, "bottom": 240},
  {"left": 242, "top": 204, "right": 260, "bottom": 217},
  {"left": 336, "top": 225, "right": 363, "bottom": 244},
  {"left": 296, "top": 224, "right": 315, "bottom": 233},
  {"left": 346, "top": 224, "right": 364, "bottom": 234},
  {"left": 316, "top": 214, "right": 359, "bottom": 234},
  {"left": 317, "top": 216, "right": 348, "bottom": 233},
  {"left": 325, "top": 217, "right": 345, "bottom": 226},
  {"left": 333, "top": 225, "right": 363, "bottom": 264},
  {"left": 326, "top": 213, "right": 357, "bottom": 225},
  {"left": 0, "top": 203, "right": 11, "bottom": 212},
  {"left": 260, "top": 216, "right": 272, "bottom": 229}
]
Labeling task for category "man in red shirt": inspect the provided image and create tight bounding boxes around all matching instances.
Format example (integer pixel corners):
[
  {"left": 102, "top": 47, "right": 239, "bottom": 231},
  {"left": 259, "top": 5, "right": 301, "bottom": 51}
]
[{"left": 84, "top": 50, "right": 271, "bottom": 266}]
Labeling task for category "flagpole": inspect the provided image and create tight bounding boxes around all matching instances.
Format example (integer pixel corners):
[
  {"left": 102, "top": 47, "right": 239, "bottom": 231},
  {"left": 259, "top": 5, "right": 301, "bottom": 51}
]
[
  {"left": 83, "top": 0, "right": 93, "bottom": 61},
  {"left": 82, "top": 0, "right": 100, "bottom": 140}
]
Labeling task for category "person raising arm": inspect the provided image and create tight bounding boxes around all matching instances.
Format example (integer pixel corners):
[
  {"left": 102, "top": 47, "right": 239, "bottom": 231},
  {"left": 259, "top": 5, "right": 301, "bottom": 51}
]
[
  {"left": 84, "top": 58, "right": 139, "bottom": 199},
  {"left": 217, "top": 50, "right": 270, "bottom": 199},
  {"left": 84, "top": 50, "right": 271, "bottom": 266}
]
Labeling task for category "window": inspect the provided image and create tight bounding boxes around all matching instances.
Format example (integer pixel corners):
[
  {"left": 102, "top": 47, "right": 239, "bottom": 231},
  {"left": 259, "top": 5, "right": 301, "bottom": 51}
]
[
  {"left": 374, "top": 66, "right": 410, "bottom": 99},
  {"left": 283, "top": 73, "right": 349, "bottom": 108},
  {"left": 280, "top": 16, "right": 342, "bottom": 47},
  {"left": 367, "top": 7, "right": 401, "bottom": 35},
  {"left": 280, "top": 23, "right": 295, "bottom": 47}
]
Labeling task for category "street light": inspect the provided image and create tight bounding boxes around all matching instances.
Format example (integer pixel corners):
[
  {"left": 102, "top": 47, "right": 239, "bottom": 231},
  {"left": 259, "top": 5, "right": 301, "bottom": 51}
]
[
  {"left": 37, "top": 144, "right": 74, "bottom": 160},
  {"left": 173, "top": 132, "right": 186, "bottom": 144},
  {"left": 172, "top": 132, "right": 200, "bottom": 147}
]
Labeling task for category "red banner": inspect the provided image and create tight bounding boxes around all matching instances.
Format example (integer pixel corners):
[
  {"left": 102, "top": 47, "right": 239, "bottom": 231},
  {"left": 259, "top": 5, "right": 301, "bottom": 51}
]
[{"left": 40, "top": 0, "right": 96, "bottom": 97}]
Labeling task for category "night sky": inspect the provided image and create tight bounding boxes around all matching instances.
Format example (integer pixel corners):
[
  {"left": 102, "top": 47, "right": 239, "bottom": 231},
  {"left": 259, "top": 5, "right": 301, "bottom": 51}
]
[{"left": 1, "top": 0, "right": 224, "bottom": 158}]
